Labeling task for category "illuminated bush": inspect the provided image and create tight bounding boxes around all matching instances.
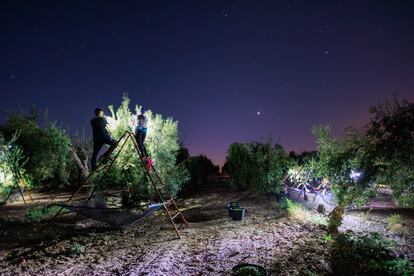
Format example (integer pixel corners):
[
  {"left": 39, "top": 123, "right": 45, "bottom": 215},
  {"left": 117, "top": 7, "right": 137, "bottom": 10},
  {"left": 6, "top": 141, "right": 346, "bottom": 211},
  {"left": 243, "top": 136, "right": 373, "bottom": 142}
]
[
  {"left": 95, "top": 95, "right": 189, "bottom": 204},
  {"left": 280, "top": 198, "right": 308, "bottom": 223},
  {"left": 287, "top": 158, "right": 320, "bottom": 185},
  {"left": 0, "top": 109, "right": 73, "bottom": 188},
  {"left": 0, "top": 137, "right": 16, "bottom": 198},
  {"left": 0, "top": 132, "right": 30, "bottom": 201}
]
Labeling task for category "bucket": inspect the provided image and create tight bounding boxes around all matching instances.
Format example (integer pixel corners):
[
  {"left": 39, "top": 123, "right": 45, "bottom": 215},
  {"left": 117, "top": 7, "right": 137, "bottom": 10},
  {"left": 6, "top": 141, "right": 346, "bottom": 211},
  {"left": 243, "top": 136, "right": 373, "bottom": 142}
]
[
  {"left": 230, "top": 208, "right": 245, "bottom": 221},
  {"left": 227, "top": 201, "right": 240, "bottom": 216},
  {"left": 232, "top": 263, "right": 268, "bottom": 276}
]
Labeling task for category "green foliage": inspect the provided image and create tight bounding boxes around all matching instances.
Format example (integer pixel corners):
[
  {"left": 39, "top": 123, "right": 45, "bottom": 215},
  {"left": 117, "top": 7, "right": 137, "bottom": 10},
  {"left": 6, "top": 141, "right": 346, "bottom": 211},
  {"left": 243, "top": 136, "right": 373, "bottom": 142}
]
[
  {"left": 299, "top": 268, "right": 319, "bottom": 276},
  {"left": 225, "top": 141, "right": 291, "bottom": 193},
  {"left": 364, "top": 98, "right": 414, "bottom": 207},
  {"left": 0, "top": 109, "right": 73, "bottom": 188},
  {"left": 25, "top": 205, "right": 62, "bottom": 221},
  {"left": 310, "top": 98, "right": 414, "bottom": 209},
  {"left": 226, "top": 143, "right": 253, "bottom": 190},
  {"left": 0, "top": 132, "right": 30, "bottom": 201},
  {"left": 309, "top": 124, "right": 377, "bottom": 232},
  {"left": 232, "top": 265, "right": 264, "bottom": 276},
  {"left": 287, "top": 158, "right": 321, "bottom": 185},
  {"left": 311, "top": 124, "right": 372, "bottom": 208},
  {"left": 178, "top": 151, "right": 219, "bottom": 195},
  {"left": 324, "top": 234, "right": 333, "bottom": 241},
  {"left": 306, "top": 98, "right": 413, "bottom": 231},
  {"left": 279, "top": 198, "right": 327, "bottom": 225},
  {"left": 187, "top": 155, "right": 219, "bottom": 185},
  {"left": 382, "top": 259, "right": 414, "bottom": 276},
  {"left": 327, "top": 206, "right": 344, "bottom": 233},
  {"left": 387, "top": 214, "right": 404, "bottom": 233},
  {"left": 95, "top": 95, "right": 189, "bottom": 204},
  {"left": 288, "top": 150, "right": 317, "bottom": 165},
  {"left": 68, "top": 241, "right": 85, "bottom": 255},
  {"left": 329, "top": 232, "right": 413, "bottom": 275}
]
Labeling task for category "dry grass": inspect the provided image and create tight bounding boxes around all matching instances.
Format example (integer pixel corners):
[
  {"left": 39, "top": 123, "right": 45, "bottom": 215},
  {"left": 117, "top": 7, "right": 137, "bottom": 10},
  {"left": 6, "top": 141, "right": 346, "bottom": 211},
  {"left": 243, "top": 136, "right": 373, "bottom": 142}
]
[{"left": 282, "top": 198, "right": 327, "bottom": 225}]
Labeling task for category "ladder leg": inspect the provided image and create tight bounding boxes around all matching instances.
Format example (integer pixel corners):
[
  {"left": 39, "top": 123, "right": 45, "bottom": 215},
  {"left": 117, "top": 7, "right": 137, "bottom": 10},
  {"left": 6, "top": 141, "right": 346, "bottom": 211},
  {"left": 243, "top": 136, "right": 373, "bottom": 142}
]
[
  {"left": 151, "top": 167, "right": 189, "bottom": 227},
  {"left": 49, "top": 132, "right": 130, "bottom": 223},
  {"left": 162, "top": 205, "right": 181, "bottom": 239},
  {"left": 20, "top": 177, "right": 34, "bottom": 202},
  {"left": 25, "top": 185, "right": 34, "bottom": 201},
  {"left": 128, "top": 132, "right": 183, "bottom": 238},
  {"left": 128, "top": 132, "right": 188, "bottom": 236},
  {"left": 16, "top": 183, "right": 27, "bottom": 207}
]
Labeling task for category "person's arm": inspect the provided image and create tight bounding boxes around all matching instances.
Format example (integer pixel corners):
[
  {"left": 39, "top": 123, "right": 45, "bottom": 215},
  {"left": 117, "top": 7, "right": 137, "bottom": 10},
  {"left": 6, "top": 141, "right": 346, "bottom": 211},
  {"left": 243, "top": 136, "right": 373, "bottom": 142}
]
[
  {"left": 103, "top": 117, "right": 112, "bottom": 134},
  {"left": 131, "top": 116, "right": 137, "bottom": 132}
]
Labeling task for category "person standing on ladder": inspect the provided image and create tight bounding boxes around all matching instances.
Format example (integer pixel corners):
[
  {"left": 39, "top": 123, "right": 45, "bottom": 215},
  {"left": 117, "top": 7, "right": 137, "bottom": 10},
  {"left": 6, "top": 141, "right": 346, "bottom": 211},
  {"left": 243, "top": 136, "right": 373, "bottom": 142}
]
[
  {"left": 91, "top": 108, "right": 117, "bottom": 170},
  {"left": 134, "top": 109, "right": 149, "bottom": 159}
]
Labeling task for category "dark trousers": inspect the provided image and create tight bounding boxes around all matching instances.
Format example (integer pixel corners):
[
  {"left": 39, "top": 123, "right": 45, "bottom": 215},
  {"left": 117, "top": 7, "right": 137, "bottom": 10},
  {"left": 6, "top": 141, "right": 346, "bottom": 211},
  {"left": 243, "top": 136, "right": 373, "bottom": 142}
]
[
  {"left": 91, "top": 137, "right": 117, "bottom": 170},
  {"left": 135, "top": 130, "right": 149, "bottom": 158}
]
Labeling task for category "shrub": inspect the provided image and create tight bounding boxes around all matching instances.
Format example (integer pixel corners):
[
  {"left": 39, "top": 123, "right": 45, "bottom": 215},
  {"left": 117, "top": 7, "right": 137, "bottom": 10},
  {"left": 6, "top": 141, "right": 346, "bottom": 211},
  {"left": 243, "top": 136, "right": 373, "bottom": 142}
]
[
  {"left": 387, "top": 214, "right": 404, "bottom": 233},
  {"left": 225, "top": 141, "right": 291, "bottom": 193},
  {"left": 25, "top": 205, "right": 62, "bottom": 221},
  {"left": 280, "top": 198, "right": 307, "bottom": 223},
  {"left": 68, "top": 241, "right": 85, "bottom": 255},
  {"left": 383, "top": 259, "right": 414, "bottom": 276},
  {"left": 0, "top": 132, "right": 30, "bottom": 203},
  {"left": 187, "top": 155, "right": 219, "bottom": 185},
  {"left": 329, "top": 232, "right": 413, "bottom": 275},
  {"left": 0, "top": 109, "right": 73, "bottom": 188},
  {"left": 177, "top": 151, "right": 219, "bottom": 196},
  {"left": 232, "top": 265, "right": 264, "bottom": 276},
  {"left": 280, "top": 198, "right": 327, "bottom": 225},
  {"left": 226, "top": 143, "right": 253, "bottom": 190}
]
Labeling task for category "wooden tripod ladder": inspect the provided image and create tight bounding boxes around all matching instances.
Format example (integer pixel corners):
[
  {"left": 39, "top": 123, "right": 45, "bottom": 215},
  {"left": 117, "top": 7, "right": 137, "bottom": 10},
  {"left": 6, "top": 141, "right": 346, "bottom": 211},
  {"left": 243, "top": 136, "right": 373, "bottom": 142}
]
[
  {"left": 8, "top": 177, "right": 33, "bottom": 207},
  {"left": 50, "top": 131, "right": 188, "bottom": 238}
]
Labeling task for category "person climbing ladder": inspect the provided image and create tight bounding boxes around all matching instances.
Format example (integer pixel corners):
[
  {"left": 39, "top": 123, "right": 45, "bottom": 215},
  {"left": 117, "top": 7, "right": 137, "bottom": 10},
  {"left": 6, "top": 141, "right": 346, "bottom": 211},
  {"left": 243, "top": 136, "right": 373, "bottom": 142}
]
[
  {"left": 134, "top": 109, "right": 149, "bottom": 159},
  {"left": 90, "top": 108, "right": 117, "bottom": 170}
]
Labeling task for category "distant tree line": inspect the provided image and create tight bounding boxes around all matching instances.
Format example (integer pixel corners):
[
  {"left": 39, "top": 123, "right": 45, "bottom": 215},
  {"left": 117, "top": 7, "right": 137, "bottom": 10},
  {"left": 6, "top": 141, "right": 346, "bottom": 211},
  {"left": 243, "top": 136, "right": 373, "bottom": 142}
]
[{"left": 1, "top": 95, "right": 413, "bottom": 219}]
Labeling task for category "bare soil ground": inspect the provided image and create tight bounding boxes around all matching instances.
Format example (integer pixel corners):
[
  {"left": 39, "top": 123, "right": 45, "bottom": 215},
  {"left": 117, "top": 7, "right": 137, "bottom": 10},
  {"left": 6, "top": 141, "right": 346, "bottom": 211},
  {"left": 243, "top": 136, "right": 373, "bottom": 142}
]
[{"left": 0, "top": 185, "right": 413, "bottom": 275}]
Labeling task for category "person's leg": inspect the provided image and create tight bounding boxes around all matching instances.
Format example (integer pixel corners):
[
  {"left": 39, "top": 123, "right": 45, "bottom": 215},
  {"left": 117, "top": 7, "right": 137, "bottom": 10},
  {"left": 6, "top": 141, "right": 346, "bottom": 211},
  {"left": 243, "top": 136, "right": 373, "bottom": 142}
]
[
  {"left": 141, "top": 131, "right": 149, "bottom": 157},
  {"left": 91, "top": 141, "right": 103, "bottom": 170},
  {"left": 101, "top": 137, "right": 117, "bottom": 158},
  {"left": 135, "top": 130, "right": 147, "bottom": 158}
]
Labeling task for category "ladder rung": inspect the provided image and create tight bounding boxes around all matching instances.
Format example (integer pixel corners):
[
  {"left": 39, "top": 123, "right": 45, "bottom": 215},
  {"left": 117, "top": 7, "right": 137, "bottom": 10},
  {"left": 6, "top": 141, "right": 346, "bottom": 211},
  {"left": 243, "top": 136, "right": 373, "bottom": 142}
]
[
  {"left": 164, "top": 198, "right": 174, "bottom": 206},
  {"left": 171, "top": 212, "right": 181, "bottom": 221},
  {"left": 71, "top": 195, "right": 90, "bottom": 201}
]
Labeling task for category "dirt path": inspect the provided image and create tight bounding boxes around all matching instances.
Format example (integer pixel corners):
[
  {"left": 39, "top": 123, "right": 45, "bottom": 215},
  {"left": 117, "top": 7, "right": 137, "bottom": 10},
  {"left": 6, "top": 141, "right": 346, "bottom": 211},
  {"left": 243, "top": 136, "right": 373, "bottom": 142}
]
[
  {"left": 1, "top": 192, "right": 330, "bottom": 275},
  {"left": 1, "top": 190, "right": 413, "bottom": 275}
]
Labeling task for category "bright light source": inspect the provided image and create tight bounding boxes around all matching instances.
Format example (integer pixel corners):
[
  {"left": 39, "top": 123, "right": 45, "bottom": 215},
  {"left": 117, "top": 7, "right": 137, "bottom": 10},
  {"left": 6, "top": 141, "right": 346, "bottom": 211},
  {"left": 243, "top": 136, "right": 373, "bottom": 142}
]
[
  {"left": 257, "top": 111, "right": 261, "bottom": 115},
  {"left": 105, "top": 116, "right": 118, "bottom": 130},
  {"left": 350, "top": 170, "right": 362, "bottom": 181}
]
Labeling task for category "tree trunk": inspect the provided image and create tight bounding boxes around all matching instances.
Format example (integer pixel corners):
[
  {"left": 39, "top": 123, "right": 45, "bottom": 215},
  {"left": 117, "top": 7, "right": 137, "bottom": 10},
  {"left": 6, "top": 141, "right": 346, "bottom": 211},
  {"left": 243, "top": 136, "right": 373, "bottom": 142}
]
[
  {"left": 328, "top": 205, "right": 344, "bottom": 233},
  {"left": 71, "top": 148, "right": 90, "bottom": 178}
]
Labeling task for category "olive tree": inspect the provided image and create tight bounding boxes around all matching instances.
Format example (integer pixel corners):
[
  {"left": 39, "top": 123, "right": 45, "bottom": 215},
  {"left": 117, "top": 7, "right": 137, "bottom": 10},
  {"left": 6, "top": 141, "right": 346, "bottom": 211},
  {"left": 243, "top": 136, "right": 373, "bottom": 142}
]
[
  {"left": 225, "top": 141, "right": 291, "bottom": 193},
  {"left": 310, "top": 98, "right": 414, "bottom": 232},
  {"left": 0, "top": 109, "right": 73, "bottom": 188},
  {"left": 0, "top": 132, "right": 30, "bottom": 203},
  {"left": 94, "top": 95, "right": 189, "bottom": 206}
]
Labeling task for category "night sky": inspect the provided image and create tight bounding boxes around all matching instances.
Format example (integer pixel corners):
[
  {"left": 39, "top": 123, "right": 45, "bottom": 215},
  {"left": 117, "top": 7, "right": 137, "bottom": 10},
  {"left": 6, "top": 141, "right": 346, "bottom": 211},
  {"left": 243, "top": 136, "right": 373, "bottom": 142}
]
[{"left": 1, "top": 1, "right": 413, "bottom": 166}]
